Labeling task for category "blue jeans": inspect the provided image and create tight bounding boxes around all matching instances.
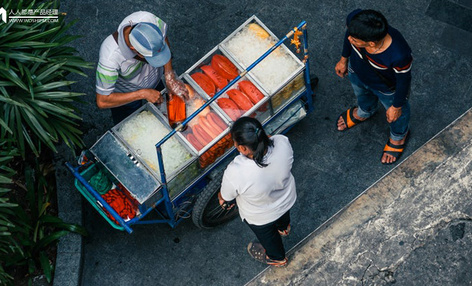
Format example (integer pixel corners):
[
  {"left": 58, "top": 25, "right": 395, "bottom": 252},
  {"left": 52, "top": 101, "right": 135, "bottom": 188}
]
[{"left": 348, "top": 69, "right": 410, "bottom": 141}]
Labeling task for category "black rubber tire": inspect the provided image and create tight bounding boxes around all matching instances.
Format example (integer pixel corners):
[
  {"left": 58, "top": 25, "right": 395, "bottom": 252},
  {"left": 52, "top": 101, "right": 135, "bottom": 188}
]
[{"left": 192, "top": 170, "right": 239, "bottom": 229}]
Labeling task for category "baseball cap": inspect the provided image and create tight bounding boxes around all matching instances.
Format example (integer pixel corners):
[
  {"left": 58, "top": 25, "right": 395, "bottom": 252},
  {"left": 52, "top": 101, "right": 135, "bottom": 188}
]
[{"left": 129, "top": 22, "right": 171, "bottom": 67}]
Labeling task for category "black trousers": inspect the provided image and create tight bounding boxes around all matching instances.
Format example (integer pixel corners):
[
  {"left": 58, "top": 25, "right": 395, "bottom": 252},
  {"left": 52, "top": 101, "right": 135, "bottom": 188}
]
[{"left": 245, "top": 210, "right": 291, "bottom": 261}]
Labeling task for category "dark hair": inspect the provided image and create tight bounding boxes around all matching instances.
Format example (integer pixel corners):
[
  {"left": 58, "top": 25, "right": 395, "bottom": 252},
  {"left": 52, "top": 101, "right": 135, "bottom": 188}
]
[
  {"left": 231, "top": 117, "right": 273, "bottom": 167},
  {"left": 348, "top": 10, "right": 388, "bottom": 42}
]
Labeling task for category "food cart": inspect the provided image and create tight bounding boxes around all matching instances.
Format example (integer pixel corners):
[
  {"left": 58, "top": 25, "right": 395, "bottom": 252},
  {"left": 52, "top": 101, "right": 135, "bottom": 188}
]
[{"left": 66, "top": 16, "right": 315, "bottom": 233}]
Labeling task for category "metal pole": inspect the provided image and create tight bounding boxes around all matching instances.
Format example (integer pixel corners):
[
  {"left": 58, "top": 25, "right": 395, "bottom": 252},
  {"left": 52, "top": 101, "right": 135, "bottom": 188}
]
[{"left": 155, "top": 145, "right": 175, "bottom": 224}]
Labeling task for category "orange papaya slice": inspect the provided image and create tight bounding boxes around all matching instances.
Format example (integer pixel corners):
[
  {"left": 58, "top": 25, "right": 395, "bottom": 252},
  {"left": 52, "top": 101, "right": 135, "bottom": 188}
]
[
  {"left": 238, "top": 80, "right": 264, "bottom": 104},
  {"left": 227, "top": 89, "right": 254, "bottom": 111},
  {"left": 211, "top": 54, "right": 239, "bottom": 80},
  {"left": 217, "top": 98, "right": 242, "bottom": 121},
  {"left": 167, "top": 95, "right": 186, "bottom": 125},
  {"left": 191, "top": 72, "right": 216, "bottom": 97},
  {"left": 201, "top": 65, "right": 228, "bottom": 90}
]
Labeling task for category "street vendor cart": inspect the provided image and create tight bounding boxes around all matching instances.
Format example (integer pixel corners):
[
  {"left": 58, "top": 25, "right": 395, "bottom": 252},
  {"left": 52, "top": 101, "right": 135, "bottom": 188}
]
[{"left": 66, "top": 16, "right": 315, "bottom": 233}]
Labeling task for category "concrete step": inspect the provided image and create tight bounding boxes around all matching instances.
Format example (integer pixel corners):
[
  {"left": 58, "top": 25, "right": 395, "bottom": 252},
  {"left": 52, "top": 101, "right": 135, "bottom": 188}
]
[{"left": 247, "top": 107, "right": 472, "bottom": 285}]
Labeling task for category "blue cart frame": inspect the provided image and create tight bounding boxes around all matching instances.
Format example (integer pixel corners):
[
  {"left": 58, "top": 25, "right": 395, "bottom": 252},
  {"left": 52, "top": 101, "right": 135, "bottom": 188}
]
[{"left": 66, "top": 20, "right": 314, "bottom": 234}]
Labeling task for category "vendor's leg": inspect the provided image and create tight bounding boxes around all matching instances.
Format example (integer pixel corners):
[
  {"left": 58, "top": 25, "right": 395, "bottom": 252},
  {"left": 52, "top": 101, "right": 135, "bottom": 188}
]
[
  {"left": 338, "top": 71, "right": 378, "bottom": 131},
  {"left": 111, "top": 100, "right": 143, "bottom": 125},
  {"left": 246, "top": 221, "right": 286, "bottom": 261}
]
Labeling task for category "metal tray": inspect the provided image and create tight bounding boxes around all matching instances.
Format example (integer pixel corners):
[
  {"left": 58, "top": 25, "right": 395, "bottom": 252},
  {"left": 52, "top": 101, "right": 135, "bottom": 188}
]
[
  {"left": 219, "top": 15, "right": 305, "bottom": 95},
  {"left": 111, "top": 103, "right": 197, "bottom": 185}
]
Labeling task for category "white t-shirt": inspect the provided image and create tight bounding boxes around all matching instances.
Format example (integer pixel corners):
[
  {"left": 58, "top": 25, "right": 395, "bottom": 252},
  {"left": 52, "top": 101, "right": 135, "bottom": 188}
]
[
  {"left": 95, "top": 11, "right": 168, "bottom": 95},
  {"left": 220, "top": 135, "right": 297, "bottom": 225}
]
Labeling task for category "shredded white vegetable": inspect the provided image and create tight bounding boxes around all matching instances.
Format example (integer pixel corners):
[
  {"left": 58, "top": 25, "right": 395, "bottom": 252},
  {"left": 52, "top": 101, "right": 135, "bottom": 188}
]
[
  {"left": 116, "top": 111, "right": 192, "bottom": 175},
  {"left": 223, "top": 25, "right": 301, "bottom": 93}
]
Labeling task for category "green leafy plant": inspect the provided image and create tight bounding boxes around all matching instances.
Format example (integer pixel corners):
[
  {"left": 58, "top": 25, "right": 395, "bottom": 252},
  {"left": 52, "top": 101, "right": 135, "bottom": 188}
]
[
  {"left": 0, "top": 142, "right": 19, "bottom": 286},
  {"left": 0, "top": 0, "right": 93, "bottom": 158},
  {"left": 2, "top": 158, "right": 87, "bottom": 284}
]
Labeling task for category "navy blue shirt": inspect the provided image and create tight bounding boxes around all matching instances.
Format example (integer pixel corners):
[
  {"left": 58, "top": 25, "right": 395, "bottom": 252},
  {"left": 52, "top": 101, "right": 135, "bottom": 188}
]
[{"left": 342, "top": 11, "right": 413, "bottom": 108}]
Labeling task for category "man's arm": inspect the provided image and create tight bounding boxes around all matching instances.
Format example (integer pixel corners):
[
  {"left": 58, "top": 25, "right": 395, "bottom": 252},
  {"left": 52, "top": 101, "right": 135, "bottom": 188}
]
[
  {"left": 162, "top": 38, "right": 189, "bottom": 100},
  {"left": 386, "top": 56, "right": 412, "bottom": 123},
  {"left": 96, "top": 88, "right": 163, "bottom": 109},
  {"left": 335, "top": 30, "right": 352, "bottom": 78},
  {"left": 335, "top": 56, "right": 349, "bottom": 78}
]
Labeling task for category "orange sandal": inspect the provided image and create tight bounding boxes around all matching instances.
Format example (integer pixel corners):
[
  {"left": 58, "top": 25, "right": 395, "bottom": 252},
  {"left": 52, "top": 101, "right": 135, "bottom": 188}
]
[
  {"left": 382, "top": 132, "right": 410, "bottom": 164},
  {"left": 337, "top": 106, "right": 367, "bottom": 131}
]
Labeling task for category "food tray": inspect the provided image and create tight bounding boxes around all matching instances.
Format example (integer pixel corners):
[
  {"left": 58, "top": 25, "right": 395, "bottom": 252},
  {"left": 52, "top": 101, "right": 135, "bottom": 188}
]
[{"left": 219, "top": 15, "right": 305, "bottom": 96}]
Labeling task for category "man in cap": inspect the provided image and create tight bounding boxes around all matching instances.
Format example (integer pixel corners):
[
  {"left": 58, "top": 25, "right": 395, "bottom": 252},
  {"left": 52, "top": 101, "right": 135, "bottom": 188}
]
[{"left": 96, "top": 11, "right": 188, "bottom": 124}]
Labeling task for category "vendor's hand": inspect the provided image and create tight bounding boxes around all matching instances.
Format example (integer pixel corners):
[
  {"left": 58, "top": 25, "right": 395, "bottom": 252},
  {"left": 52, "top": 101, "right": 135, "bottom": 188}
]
[
  {"left": 218, "top": 192, "right": 235, "bottom": 210},
  {"left": 141, "top": 89, "right": 163, "bottom": 104},
  {"left": 386, "top": 106, "right": 402, "bottom": 123},
  {"left": 335, "top": 58, "right": 348, "bottom": 78},
  {"left": 165, "top": 71, "right": 189, "bottom": 100}
]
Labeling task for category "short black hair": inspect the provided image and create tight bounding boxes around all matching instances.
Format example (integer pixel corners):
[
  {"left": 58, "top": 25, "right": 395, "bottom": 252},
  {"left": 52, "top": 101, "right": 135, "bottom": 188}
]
[
  {"left": 231, "top": 117, "right": 273, "bottom": 168},
  {"left": 348, "top": 10, "right": 388, "bottom": 42}
]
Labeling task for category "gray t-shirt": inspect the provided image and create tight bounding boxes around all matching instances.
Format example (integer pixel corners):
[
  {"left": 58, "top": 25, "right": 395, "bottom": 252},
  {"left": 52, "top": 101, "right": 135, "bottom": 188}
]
[{"left": 220, "top": 135, "right": 297, "bottom": 225}]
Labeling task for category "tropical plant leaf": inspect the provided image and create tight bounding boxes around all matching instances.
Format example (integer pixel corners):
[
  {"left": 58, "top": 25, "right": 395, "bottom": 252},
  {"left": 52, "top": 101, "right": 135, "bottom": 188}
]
[
  {"left": 32, "top": 80, "right": 76, "bottom": 92},
  {"left": 39, "top": 251, "right": 53, "bottom": 283},
  {"left": 36, "top": 230, "right": 69, "bottom": 249},
  {"left": 0, "top": 68, "right": 29, "bottom": 91}
]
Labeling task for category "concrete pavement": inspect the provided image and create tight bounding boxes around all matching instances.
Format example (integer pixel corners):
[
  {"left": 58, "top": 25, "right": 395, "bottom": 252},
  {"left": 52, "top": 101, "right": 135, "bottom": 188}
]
[{"left": 247, "top": 107, "right": 472, "bottom": 285}]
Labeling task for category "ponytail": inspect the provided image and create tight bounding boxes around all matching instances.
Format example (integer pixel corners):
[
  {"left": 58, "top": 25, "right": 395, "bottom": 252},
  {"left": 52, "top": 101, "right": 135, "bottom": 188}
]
[{"left": 231, "top": 117, "right": 273, "bottom": 167}]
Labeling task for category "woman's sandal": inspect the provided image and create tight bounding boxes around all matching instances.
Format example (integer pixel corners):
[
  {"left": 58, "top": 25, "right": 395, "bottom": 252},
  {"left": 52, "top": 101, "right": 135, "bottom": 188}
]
[
  {"left": 337, "top": 106, "right": 367, "bottom": 131},
  {"left": 247, "top": 241, "right": 288, "bottom": 267}
]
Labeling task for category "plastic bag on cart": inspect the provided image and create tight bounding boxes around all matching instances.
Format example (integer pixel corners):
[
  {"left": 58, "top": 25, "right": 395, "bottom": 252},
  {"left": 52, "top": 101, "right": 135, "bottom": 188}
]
[{"left": 265, "top": 101, "right": 307, "bottom": 134}]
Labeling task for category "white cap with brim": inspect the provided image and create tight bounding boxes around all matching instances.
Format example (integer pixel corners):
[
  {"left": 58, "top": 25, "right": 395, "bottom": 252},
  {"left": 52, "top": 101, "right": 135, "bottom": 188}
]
[{"left": 129, "top": 22, "right": 171, "bottom": 67}]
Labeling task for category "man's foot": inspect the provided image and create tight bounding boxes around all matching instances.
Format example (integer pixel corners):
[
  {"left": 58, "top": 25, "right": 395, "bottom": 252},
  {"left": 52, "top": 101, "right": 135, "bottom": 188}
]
[
  {"left": 381, "top": 132, "right": 410, "bottom": 164},
  {"left": 337, "top": 106, "right": 368, "bottom": 131}
]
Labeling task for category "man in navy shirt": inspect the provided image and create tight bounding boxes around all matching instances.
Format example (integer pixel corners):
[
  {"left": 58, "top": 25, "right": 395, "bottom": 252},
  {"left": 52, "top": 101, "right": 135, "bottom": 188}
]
[{"left": 335, "top": 9, "right": 412, "bottom": 164}]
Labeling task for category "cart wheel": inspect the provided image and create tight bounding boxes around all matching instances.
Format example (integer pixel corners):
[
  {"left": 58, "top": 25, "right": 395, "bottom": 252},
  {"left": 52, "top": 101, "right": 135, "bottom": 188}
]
[{"left": 192, "top": 171, "right": 239, "bottom": 229}]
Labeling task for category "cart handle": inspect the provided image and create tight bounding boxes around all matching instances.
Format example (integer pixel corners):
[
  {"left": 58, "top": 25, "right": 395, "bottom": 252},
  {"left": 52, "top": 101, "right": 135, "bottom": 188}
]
[{"left": 65, "top": 162, "right": 134, "bottom": 234}]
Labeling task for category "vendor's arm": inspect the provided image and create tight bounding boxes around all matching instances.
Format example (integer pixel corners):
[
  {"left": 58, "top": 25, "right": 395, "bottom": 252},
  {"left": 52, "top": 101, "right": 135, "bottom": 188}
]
[
  {"left": 163, "top": 38, "right": 189, "bottom": 100},
  {"left": 96, "top": 89, "right": 162, "bottom": 109},
  {"left": 386, "top": 56, "right": 412, "bottom": 123},
  {"left": 95, "top": 60, "right": 163, "bottom": 108}
]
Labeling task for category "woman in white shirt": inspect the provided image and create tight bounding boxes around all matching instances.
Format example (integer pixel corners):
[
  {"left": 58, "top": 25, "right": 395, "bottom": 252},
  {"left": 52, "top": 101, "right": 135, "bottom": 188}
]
[{"left": 218, "top": 117, "right": 296, "bottom": 267}]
